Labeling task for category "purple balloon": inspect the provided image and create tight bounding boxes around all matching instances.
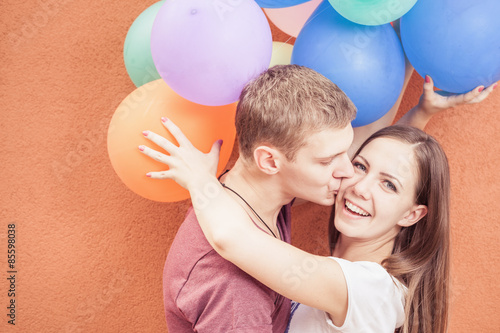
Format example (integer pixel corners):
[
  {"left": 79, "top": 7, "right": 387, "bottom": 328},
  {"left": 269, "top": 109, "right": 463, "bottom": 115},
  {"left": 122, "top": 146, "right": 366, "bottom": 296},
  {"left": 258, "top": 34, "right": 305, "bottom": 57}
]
[{"left": 151, "top": 0, "right": 272, "bottom": 106}]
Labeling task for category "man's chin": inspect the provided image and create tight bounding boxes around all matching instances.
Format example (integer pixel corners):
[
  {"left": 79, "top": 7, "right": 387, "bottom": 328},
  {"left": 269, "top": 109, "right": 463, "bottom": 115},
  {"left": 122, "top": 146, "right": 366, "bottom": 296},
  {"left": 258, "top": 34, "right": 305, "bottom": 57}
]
[{"left": 310, "top": 196, "right": 336, "bottom": 207}]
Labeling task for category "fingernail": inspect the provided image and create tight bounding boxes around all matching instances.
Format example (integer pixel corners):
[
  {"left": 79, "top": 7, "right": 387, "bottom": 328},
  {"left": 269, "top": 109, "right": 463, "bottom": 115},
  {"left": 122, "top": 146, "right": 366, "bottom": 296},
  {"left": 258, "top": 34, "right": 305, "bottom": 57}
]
[
  {"left": 425, "top": 75, "right": 430, "bottom": 83},
  {"left": 478, "top": 86, "right": 484, "bottom": 93},
  {"left": 217, "top": 139, "right": 223, "bottom": 146},
  {"left": 493, "top": 83, "right": 498, "bottom": 90},
  {"left": 142, "top": 131, "right": 149, "bottom": 136},
  {"left": 161, "top": 117, "right": 168, "bottom": 123},
  {"left": 146, "top": 173, "right": 152, "bottom": 178}
]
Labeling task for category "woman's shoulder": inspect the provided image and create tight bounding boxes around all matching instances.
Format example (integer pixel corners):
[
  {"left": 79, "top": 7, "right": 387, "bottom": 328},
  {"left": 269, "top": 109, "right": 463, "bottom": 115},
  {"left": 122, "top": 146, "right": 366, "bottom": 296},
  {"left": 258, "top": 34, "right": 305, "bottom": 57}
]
[
  {"left": 329, "top": 257, "right": 406, "bottom": 293},
  {"left": 325, "top": 257, "right": 406, "bottom": 331}
]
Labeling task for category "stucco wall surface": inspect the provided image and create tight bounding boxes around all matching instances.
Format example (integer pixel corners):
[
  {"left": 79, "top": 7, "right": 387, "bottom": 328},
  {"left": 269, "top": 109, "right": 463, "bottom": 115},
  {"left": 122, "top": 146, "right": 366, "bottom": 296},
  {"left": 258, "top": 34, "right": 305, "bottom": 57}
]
[{"left": 0, "top": 1, "right": 499, "bottom": 332}]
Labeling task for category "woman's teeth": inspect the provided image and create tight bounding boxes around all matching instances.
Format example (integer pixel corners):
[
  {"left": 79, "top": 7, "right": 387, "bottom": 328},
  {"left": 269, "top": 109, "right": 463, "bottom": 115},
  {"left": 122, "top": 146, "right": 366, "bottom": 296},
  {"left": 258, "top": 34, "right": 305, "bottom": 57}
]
[{"left": 345, "top": 201, "right": 370, "bottom": 217}]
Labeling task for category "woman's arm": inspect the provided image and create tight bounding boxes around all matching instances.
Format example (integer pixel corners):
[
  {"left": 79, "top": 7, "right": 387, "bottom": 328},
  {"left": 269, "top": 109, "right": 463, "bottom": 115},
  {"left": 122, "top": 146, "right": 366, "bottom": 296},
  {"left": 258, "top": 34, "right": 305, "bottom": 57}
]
[{"left": 140, "top": 119, "right": 349, "bottom": 325}]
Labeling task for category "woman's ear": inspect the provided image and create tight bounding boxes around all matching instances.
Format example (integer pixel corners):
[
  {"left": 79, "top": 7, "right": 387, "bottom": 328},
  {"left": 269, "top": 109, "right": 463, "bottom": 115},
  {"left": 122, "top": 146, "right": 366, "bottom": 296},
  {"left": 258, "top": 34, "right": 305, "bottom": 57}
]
[
  {"left": 253, "top": 145, "right": 281, "bottom": 175},
  {"left": 398, "top": 204, "right": 428, "bottom": 227}
]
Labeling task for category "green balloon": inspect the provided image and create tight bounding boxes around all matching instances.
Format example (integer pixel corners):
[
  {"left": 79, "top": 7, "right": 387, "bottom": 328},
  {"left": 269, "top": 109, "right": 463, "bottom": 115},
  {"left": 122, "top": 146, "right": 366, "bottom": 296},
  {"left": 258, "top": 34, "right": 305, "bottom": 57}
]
[
  {"left": 124, "top": 1, "right": 164, "bottom": 87},
  {"left": 328, "top": 0, "right": 418, "bottom": 26}
]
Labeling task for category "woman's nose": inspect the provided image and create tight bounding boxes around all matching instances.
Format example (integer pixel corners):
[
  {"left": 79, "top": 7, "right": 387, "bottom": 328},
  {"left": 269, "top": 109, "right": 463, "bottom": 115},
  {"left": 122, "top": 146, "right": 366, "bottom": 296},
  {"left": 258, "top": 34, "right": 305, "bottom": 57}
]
[{"left": 352, "top": 176, "right": 372, "bottom": 200}]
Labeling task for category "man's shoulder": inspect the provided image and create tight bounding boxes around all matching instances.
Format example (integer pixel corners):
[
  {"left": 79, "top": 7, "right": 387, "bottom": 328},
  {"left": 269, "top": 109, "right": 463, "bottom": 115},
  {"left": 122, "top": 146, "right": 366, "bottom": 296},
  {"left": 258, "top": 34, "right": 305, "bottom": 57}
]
[
  {"left": 165, "top": 207, "right": 212, "bottom": 268},
  {"left": 165, "top": 207, "right": 255, "bottom": 290}
]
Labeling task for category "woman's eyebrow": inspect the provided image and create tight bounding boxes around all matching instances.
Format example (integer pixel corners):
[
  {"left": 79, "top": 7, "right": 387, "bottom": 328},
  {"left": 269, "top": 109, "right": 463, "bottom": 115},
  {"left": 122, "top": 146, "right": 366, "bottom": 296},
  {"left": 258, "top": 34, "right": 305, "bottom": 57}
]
[
  {"left": 358, "top": 155, "right": 404, "bottom": 189},
  {"left": 357, "top": 155, "right": 370, "bottom": 167},
  {"left": 380, "top": 172, "right": 404, "bottom": 189}
]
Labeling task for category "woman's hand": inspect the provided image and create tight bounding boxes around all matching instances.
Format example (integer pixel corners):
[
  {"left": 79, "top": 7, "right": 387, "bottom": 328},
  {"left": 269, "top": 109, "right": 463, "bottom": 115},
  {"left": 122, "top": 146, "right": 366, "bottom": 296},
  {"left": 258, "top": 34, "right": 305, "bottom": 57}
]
[
  {"left": 138, "top": 117, "right": 222, "bottom": 191},
  {"left": 397, "top": 76, "right": 498, "bottom": 130},
  {"left": 418, "top": 75, "right": 498, "bottom": 116}
]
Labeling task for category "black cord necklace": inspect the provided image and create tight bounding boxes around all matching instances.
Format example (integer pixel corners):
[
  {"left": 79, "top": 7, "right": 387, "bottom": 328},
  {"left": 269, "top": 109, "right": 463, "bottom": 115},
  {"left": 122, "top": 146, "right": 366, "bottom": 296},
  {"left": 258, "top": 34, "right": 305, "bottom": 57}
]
[{"left": 221, "top": 183, "right": 281, "bottom": 240}]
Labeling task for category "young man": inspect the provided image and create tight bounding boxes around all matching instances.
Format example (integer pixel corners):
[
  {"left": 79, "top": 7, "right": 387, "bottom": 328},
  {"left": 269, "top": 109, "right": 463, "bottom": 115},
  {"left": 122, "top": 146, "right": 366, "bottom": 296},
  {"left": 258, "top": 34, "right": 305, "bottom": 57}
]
[
  {"left": 141, "top": 65, "right": 494, "bottom": 332},
  {"left": 144, "top": 65, "right": 357, "bottom": 332}
]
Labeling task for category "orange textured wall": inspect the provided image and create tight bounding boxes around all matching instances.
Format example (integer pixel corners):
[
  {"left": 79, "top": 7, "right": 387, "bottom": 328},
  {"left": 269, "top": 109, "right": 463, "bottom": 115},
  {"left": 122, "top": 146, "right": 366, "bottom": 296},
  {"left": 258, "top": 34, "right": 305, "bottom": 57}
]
[{"left": 1, "top": 1, "right": 499, "bottom": 332}]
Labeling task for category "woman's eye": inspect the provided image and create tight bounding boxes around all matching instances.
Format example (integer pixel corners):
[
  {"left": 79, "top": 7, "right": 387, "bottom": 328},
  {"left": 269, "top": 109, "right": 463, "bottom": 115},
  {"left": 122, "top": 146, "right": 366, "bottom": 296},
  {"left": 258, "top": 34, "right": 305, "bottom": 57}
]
[
  {"left": 321, "top": 160, "right": 333, "bottom": 166},
  {"left": 353, "top": 162, "right": 366, "bottom": 172},
  {"left": 384, "top": 181, "right": 397, "bottom": 192}
]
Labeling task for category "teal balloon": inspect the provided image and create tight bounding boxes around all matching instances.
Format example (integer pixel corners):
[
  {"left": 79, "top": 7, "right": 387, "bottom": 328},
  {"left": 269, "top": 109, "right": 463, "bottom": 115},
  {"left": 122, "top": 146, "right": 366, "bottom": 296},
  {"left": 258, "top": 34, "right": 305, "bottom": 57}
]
[
  {"left": 124, "top": 1, "right": 164, "bottom": 87},
  {"left": 328, "top": 0, "right": 417, "bottom": 26}
]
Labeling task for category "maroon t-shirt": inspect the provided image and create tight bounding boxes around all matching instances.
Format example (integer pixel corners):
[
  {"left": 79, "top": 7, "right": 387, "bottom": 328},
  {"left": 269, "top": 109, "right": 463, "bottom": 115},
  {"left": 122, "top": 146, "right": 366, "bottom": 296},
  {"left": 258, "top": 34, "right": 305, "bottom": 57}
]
[{"left": 163, "top": 204, "right": 293, "bottom": 332}]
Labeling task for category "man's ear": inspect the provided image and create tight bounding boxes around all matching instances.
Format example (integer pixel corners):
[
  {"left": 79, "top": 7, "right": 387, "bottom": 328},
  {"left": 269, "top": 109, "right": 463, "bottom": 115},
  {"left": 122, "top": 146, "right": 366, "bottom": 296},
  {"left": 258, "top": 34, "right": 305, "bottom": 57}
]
[
  {"left": 398, "top": 204, "right": 428, "bottom": 228},
  {"left": 253, "top": 145, "right": 282, "bottom": 175}
]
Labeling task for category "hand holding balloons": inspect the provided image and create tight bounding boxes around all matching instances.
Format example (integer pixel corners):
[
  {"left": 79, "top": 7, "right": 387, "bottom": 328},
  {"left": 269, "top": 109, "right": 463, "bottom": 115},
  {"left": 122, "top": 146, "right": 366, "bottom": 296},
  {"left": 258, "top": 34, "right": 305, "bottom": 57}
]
[
  {"left": 401, "top": 0, "right": 500, "bottom": 93},
  {"left": 417, "top": 76, "right": 498, "bottom": 117}
]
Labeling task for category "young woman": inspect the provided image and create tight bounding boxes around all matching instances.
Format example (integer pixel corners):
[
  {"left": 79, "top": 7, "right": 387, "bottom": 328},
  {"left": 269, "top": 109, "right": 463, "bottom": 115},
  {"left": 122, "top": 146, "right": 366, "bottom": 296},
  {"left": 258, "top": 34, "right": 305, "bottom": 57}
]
[{"left": 327, "top": 125, "right": 450, "bottom": 333}]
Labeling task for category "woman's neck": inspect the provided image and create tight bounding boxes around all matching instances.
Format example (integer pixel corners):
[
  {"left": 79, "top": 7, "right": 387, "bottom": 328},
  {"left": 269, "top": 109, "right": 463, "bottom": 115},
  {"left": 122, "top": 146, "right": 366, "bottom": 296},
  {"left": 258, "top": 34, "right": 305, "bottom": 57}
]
[{"left": 332, "top": 235, "right": 396, "bottom": 265}]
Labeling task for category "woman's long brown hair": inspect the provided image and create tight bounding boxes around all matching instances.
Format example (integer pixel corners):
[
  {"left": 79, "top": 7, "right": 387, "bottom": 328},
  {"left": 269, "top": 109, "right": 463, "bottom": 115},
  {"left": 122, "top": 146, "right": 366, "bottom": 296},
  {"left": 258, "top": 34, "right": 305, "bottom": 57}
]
[{"left": 329, "top": 125, "right": 450, "bottom": 333}]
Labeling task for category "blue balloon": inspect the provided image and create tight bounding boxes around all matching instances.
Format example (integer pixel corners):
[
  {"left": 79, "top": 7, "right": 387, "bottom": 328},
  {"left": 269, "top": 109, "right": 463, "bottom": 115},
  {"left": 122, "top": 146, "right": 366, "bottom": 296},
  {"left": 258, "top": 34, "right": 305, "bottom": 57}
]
[
  {"left": 255, "top": 0, "right": 310, "bottom": 9},
  {"left": 292, "top": 1, "right": 405, "bottom": 127},
  {"left": 401, "top": 0, "right": 500, "bottom": 93}
]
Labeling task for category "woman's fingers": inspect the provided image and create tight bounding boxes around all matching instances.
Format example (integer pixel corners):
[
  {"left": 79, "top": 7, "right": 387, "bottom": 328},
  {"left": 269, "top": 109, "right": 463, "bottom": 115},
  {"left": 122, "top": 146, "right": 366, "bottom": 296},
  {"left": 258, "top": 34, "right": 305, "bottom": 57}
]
[
  {"left": 422, "top": 75, "right": 435, "bottom": 94},
  {"left": 139, "top": 145, "right": 178, "bottom": 180},
  {"left": 160, "top": 117, "right": 194, "bottom": 148},
  {"left": 209, "top": 139, "right": 223, "bottom": 162},
  {"left": 427, "top": 75, "right": 498, "bottom": 107},
  {"left": 140, "top": 118, "right": 224, "bottom": 188},
  {"left": 468, "top": 81, "right": 498, "bottom": 104},
  {"left": 146, "top": 170, "right": 174, "bottom": 180},
  {"left": 459, "top": 86, "right": 484, "bottom": 104},
  {"left": 138, "top": 145, "right": 174, "bottom": 167},
  {"left": 142, "top": 130, "right": 178, "bottom": 155}
]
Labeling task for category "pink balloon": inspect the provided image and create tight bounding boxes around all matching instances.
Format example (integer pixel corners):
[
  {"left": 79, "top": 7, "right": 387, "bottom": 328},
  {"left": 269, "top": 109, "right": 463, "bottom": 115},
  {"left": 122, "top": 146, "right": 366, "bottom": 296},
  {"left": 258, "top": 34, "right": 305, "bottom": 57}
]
[
  {"left": 264, "top": 0, "right": 322, "bottom": 38},
  {"left": 151, "top": 0, "right": 272, "bottom": 106}
]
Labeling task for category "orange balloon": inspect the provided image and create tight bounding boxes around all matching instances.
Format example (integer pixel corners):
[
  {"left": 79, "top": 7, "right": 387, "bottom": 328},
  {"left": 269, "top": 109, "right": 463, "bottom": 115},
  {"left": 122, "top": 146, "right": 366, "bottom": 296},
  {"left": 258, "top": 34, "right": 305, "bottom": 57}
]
[{"left": 107, "top": 79, "right": 237, "bottom": 202}]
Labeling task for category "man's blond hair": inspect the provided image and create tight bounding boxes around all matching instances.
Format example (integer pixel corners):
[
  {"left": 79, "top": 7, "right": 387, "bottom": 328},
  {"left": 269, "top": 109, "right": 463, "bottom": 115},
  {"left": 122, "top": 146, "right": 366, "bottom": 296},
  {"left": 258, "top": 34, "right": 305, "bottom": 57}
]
[{"left": 236, "top": 65, "right": 357, "bottom": 161}]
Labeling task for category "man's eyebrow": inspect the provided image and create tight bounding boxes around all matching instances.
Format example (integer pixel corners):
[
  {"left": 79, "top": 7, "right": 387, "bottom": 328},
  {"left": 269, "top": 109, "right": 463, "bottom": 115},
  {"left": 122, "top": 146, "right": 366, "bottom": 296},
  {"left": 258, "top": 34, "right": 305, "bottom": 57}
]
[{"left": 315, "top": 151, "right": 346, "bottom": 160}]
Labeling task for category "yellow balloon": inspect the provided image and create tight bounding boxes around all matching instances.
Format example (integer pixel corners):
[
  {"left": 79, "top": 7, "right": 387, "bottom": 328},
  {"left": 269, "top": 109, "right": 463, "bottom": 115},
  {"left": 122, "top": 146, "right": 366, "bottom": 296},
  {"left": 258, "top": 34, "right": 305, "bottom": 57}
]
[{"left": 269, "top": 42, "right": 294, "bottom": 67}]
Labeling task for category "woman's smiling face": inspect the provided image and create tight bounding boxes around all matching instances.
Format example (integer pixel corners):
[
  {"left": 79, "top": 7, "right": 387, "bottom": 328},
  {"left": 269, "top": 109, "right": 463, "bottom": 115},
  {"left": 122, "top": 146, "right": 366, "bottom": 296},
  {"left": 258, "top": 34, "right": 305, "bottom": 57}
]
[{"left": 334, "top": 137, "right": 427, "bottom": 243}]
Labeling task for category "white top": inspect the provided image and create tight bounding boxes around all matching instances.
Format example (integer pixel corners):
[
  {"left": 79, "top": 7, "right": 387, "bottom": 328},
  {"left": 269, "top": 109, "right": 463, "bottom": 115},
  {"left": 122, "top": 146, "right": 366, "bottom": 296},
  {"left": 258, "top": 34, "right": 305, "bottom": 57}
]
[{"left": 286, "top": 257, "right": 406, "bottom": 333}]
